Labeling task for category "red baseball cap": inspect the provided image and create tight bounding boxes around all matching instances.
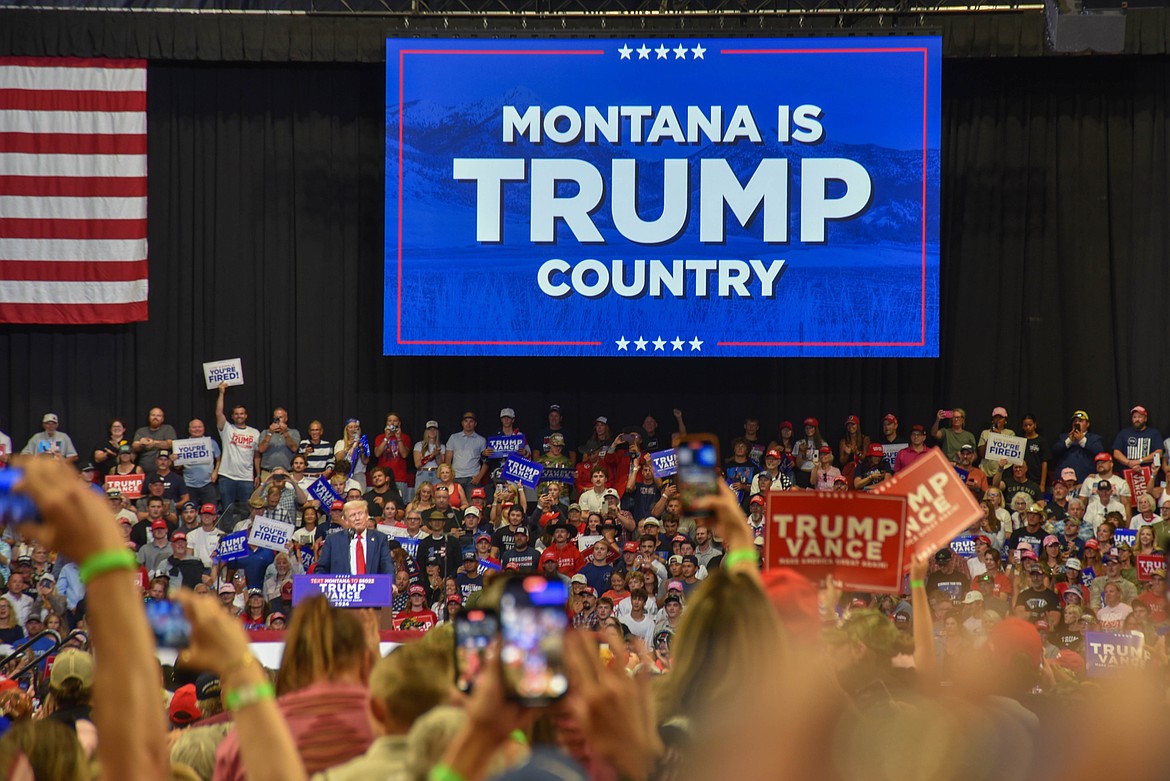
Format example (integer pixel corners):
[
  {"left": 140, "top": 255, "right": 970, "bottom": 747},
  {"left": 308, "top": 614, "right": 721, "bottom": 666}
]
[
  {"left": 779, "top": 421, "right": 793, "bottom": 430},
  {"left": 818, "top": 445, "right": 832, "bottom": 455},
  {"left": 1094, "top": 452, "right": 1112, "bottom": 462},
  {"left": 766, "top": 449, "right": 782, "bottom": 460},
  {"left": 1084, "top": 539, "right": 1100, "bottom": 550},
  {"left": 150, "top": 519, "right": 167, "bottom": 530},
  {"left": 803, "top": 417, "right": 818, "bottom": 427},
  {"left": 199, "top": 503, "right": 217, "bottom": 515},
  {"left": 866, "top": 443, "right": 884, "bottom": 458},
  {"left": 1131, "top": 405, "right": 1148, "bottom": 416},
  {"left": 623, "top": 541, "right": 639, "bottom": 553},
  {"left": 845, "top": 415, "right": 860, "bottom": 425},
  {"left": 471, "top": 487, "right": 486, "bottom": 499},
  {"left": 750, "top": 495, "right": 766, "bottom": 506},
  {"left": 171, "top": 531, "right": 187, "bottom": 542},
  {"left": 330, "top": 500, "right": 344, "bottom": 510},
  {"left": 883, "top": 413, "right": 898, "bottom": 423}
]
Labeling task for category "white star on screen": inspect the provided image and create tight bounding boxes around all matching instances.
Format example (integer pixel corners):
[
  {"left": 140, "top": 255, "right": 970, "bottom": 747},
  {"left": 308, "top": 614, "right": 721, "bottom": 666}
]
[
  {"left": 618, "top": 44, "right": 632, "bottom": 60},
  {"left": 673, "top": 43, "right": 689, "bottom": 59},
  {"left": 634, "top": 336, "right": 648, "bottom": 351},
  {"left": 652, "top": 336, "right": 666, "bottom": 351},
  {"left": 690, "top": 43, "right": 706, "bottom": 60},
  {"left": 616, "top": 336, "right": 630, "bottom": 351},
  {"left": 671, "top": 337, "right": 685, "bottom": 351},
  {"left": 637, "top": 44, "right": 651, "bottom": 60},
  {"left": 655, "top": 44, "right": 670, "bottom": 60},
  {"left": 689, "top": 336, "right": 703, "bottom": 351}
]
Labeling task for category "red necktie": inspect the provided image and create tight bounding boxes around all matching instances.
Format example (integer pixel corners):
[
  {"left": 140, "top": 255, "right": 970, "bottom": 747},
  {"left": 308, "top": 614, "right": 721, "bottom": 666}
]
[{"left": 356, "top": 534, "right": 367, "bottom": 574}]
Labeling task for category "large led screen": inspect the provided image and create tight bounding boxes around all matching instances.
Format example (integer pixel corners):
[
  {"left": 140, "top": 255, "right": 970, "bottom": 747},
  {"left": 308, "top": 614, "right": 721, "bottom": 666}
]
[{"left": 385, "top": 37, "right": 941, "bottom": 357}]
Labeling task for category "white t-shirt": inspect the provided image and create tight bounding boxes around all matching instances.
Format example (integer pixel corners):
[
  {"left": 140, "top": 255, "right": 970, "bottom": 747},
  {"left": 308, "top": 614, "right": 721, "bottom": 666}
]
[
  {"left": 619, "top": 610, "right": 658, "bottom": 646},
  {"left": 186, "top": 526, "right": 225, "bottom": 568},
  {"left": 218, "top": 422, "right": 259, "bottom": 481},
  {"left": 1095, "top": 602, "right": 1133, "bottom": 632},
  {"left": 0, "top": 431, "right": 12, "bottom": 464}
]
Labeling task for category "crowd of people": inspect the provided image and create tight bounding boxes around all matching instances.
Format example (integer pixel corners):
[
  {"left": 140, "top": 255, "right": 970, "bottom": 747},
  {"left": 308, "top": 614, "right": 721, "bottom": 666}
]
[{"left": 1, "top": 399, "right": 1169, "bottom": 780}]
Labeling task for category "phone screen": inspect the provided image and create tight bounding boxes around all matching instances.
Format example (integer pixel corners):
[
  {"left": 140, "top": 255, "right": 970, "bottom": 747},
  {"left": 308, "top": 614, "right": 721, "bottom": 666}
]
[
  {"left": 145, "top": 599, "right": 191, "bottom": 650},
  {"left": 454, "top": 609, "right": 499, "bottom": 693},
  {"left": 677, "top": 439, "right": 720, "bottom": 512},
  {"left": 500, "top": 576, "right": 569, "bottom": 704}
]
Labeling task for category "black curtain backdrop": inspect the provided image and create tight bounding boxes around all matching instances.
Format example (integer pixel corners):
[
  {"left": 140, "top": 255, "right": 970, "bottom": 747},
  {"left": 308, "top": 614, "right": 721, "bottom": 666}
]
[{"left": 2, "top": 55, "right": 1170, "bottom": 454}]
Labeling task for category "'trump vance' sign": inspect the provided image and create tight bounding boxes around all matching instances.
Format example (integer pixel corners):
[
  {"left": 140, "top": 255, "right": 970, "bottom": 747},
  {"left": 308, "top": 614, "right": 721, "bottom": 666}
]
[
  {"left": 764, "top": 491, "right": 908, "bottom": 593},
  {"left": 385, "top": 37, "right": 941, "bottom": 358},
  {"left": 292, "top": 575, "right": 393, "bottom": 608}
]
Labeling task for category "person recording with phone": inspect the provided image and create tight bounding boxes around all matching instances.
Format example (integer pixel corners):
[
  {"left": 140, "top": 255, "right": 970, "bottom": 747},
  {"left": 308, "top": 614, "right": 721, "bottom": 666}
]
[
  {"left": 373, "top": 413, "right": 412, "bottom": 501},
  {"left": 1052, "top": 410, "right": 1106, "bottom": 485}
]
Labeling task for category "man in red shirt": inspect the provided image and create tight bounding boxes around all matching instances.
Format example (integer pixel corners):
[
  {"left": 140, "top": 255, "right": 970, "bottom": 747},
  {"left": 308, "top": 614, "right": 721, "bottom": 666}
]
[
  {"left": 546, "top": 521, "right": 584, "bottom": 575},
  {"left": 894, "top": 425, "right": 931, "bottom": 472}
]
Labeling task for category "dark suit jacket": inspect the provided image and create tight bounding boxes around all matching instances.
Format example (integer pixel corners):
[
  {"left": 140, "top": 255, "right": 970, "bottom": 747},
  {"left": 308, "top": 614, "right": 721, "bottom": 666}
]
[{"left": 316, "top": 529, "right": 394, "bottom": 574}]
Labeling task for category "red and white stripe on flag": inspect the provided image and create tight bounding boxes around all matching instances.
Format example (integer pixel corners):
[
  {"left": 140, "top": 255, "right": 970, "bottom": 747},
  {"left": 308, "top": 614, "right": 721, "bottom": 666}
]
[{"left": 0, "top": 57, "right": 148, "bottom": 324}]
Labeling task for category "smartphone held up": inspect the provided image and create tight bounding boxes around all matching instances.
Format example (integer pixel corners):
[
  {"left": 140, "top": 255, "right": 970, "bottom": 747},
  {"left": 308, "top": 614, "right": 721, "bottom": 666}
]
[{"left": 676, "top": 435, "right": 721, "bottom": 515}]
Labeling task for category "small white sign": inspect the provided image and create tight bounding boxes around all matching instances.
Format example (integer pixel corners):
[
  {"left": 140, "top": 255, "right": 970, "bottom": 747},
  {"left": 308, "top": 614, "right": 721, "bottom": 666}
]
[
  {"left": 203, "top": 358, "right": 244, "bottom": 390},
  {"left": 248, "top": 514, "right": 294, "bottom": 552},
  {"left": 984, "top": 432, "right": 1026, "bottom": 466},
  {"left": 172, "top": 437, "right": 215, "bottom": 466}
]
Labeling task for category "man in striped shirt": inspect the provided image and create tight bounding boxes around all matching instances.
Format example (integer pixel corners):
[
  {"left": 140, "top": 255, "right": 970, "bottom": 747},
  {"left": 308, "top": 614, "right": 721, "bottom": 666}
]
[{"left": 299, "top": 420, "right": 333, "bottom": 477}]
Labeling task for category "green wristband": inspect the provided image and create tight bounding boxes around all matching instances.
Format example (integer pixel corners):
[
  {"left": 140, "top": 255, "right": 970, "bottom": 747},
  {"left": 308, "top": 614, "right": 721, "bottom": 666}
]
[
  {"left": 224, "top": 681, "right": 276, "bottom": 712},
  {"left": 510, "top": 729, "right": 529, "bottom": 746},
  {"left": 724, "top": 548, "right": 758, "bottom": 568},
  {"left": 79, "top": 549, "right": 140, "bottom": 585},
  {"left": 910, "top": 579, "right": 925, "bottom": 590},
  {"left": 429, "top": 765, "right": 467, "bottom": 781}
]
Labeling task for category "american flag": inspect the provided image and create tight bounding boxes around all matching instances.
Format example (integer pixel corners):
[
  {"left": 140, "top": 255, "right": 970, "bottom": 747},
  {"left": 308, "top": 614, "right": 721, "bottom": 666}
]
[{"left": 0, "top": 57, "right": 147, "bottom": 324}]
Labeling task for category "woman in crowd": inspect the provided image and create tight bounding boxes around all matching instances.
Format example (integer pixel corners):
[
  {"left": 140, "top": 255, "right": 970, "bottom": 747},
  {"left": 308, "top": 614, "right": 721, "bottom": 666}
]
[
  {"left": 1135, "top": 524, "right": 1161, "bottom": 557},
  {"left": 793, "top": 417, "right": 825, "bottom": 488},
  {"left": 333, "top": 418, "right": 369, "bottom": 490},
  {"left": 435, "top": 463, "right": 466, "bottom": 509},
  {"left": 838, "top": 415, "right": 869, "bottom": 474},
  {"left": 602, "top": 570, "right": 629, "bottom": 607},
  {"left": 1081, "top": 541, "right": 1103, "bottom": 576},
  {"left": 1039, "top": 535, "right": 1065, "bottom": 578},
  {"left": 33, "top": 572, "right": 66, "bottom": 621},
  {"left": 935, "top": 609, "right": 973, "bottom": 684},
  {"left": 1131, "top": 493, "right": 1162, "bottom": 529},
  {"left": 413, "top": 421, "right": 445, "bottom": 490},
  {"left": 1008, "top": 492, "right": 1031, "bottom": 531},
  {"left": 107, "top": 444, "right": 142, "bottom": 477},
  {"left": 980, "top": 500, "right": 1006, "bottom": 551},
  {"left": 1116, "top": 543, "right": 1140, "bottom": 588},
  {"left": 577, "top": 513, "right": 604, "bottom": 552},
  {"left": 984, "top": 487, "right": 1012, "bottom": 530},
  {"left": 0, "top": 600, "right": 24, "bottom": 645},
  {"left": 766, "top": 421, "right": 798, "bottom": 482},
  {"left": 1052, "top": 604, "right": 1085, "bottom": 653},
  {"left": 405, "top": 481, "right": 436, "bottom": 520},
  {"left": 292, "top": 505, "right": 319, "bottom": 549},
  {"left": 93, "top": 419, "right": 130, "bottom": 466},
  {"left": 811, "top": 446, "right": 842, "bottom": 491},
  {"left": 241, "top": 589, "right": 269, "bottom": 630}
]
